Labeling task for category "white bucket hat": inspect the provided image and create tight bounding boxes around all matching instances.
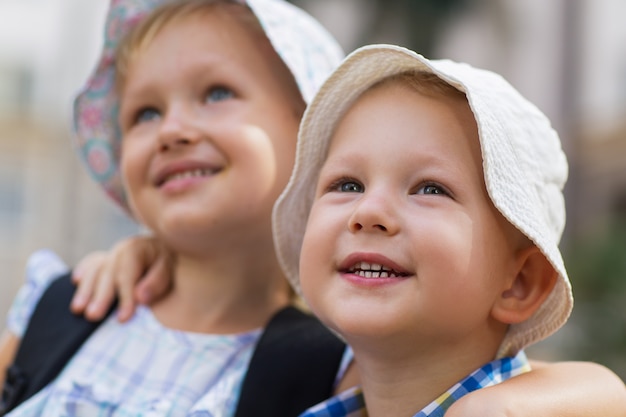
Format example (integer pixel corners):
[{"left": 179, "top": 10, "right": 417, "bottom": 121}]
[
  {"left": 273, "top": 44, "right": 573, "bottom": 357},
  {"left": 73, "top": 0, "right": 344, "bottom": 212}
]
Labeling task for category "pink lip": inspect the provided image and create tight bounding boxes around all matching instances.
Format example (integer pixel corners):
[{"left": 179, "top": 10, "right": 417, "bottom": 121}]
[
  {"left": 338, "top": 252, "right": 412, "bottom": 287},
  {"left": 152, "top": 159, "right": 221, "bottom": 189}
]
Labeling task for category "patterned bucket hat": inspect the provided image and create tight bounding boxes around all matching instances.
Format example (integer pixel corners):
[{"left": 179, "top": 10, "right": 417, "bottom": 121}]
[
  {"left": 73, "top": 0, "right": 344, "bottom": 212},
  {"left": 273, "top": 44, "right": 573, "bottom": 357}
]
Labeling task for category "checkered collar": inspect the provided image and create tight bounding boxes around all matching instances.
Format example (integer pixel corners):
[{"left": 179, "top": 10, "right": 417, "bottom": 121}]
[{"left": 299, "top": 351, "right": 530, "bottom": 417}]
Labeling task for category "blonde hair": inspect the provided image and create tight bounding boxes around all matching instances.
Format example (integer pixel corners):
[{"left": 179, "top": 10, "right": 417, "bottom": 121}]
[
  {"left": 376, "top": 70, "right": 467, "bottom": 100},
  {"left": 115, "top": 0, "right": 262, "bottom": 92}
]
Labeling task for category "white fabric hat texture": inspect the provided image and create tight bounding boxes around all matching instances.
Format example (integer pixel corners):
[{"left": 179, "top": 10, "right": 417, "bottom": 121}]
[
  {"left": 273, "top": 44, "right": 573, "bottom": 357},
  {"left": 72, "top": 0, "right": 344, "bottom": 213}
]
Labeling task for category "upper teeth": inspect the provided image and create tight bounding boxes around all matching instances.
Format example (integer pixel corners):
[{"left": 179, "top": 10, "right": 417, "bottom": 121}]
[
  {"left": 164, "top": 169, "right": 211, "bottom": 183},
  {"left": 348, "top": 262, "right": 399, "bottom": 278}
]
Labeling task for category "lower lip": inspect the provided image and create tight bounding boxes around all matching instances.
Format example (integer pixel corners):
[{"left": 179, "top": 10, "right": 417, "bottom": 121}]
[
  {"left": 159, "top": 175, "right": 209, "bottom": 194},
  {"left": 341, "top": 272, "right": 409, "bottom": 288}
]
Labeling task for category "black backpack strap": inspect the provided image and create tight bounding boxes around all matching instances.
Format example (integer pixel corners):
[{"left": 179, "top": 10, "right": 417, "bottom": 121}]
[
  {"left": 2, "top": 285, "right": 344, "bottom": 416},
  {"left": 1, "top": 271, "right": 116, "bottom": 415},
  {"left": 234, "top": 306, "right": 346, "bottom": 417}
]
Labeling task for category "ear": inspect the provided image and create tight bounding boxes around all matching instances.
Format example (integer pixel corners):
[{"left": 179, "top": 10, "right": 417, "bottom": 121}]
[{"left": 491, "top": 246, "right": 558, "bottom": 324}]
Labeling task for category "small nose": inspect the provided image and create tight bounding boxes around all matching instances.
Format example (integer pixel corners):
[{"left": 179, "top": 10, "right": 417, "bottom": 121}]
[
  {"left": 157, "top": 106, "right": 201, "bottom": 152},
  {"left": 348, "top": 191, "right": 399, "bottom": 235}
]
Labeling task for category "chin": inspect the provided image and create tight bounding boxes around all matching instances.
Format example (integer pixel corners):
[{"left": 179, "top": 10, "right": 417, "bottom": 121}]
[
  {"left": 311, "top": 301, "right": 405, "bottom": 342},
  {"left": 161, "top": 206, "right": 213, "bottom": 228}
]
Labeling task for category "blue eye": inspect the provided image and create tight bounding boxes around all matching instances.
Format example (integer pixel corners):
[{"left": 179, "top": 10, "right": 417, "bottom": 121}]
[
  {"left": 134, "top": 107, "right": 160, "bottom": 124},
  {"left": 327, "top": 178, "right": 363, "bottom": 193},
  {"left": 340, "top": 182, "right": 363, "bottom": 193},
  {"left": 206, "top": 86, "right": 234, "bottom": 103},
  {"left": 416, "top": 183, "right": 448, "bottom": 196}
]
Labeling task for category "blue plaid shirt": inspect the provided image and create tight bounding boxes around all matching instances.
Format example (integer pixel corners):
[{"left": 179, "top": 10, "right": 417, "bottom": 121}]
[{"left": 299, "top": 351, "right": 530, "bottom": 417}]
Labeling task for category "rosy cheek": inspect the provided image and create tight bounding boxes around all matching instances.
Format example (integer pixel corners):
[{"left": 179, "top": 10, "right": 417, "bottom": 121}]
[
  {"left": 119, "top": 151, "right": 132, "bottom": 184},
  {"left": 119, "top": 148, "right": 143, "bottom": 195}
]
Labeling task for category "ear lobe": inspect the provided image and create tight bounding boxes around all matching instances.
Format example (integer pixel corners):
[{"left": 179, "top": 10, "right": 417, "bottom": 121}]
[{"left": 492, "top": 246, "right": 558, "bottom": 325}]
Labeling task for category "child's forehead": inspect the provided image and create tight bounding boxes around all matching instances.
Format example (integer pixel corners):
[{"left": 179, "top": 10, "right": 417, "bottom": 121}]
[
  {"left": 334, "top": 74, "right": 469, "bottom": 123},
  {"left": 117, "top": 3, "right": 261, "bottom": 65},
  {"left": 327, "top": 77, "right": 477, "bottom": 151},
  {"left": 115, "top": 3, "right": 286, "bottom": 93},
  {"left": 324, "top": 82, "right": 482, "bottom": 183}
]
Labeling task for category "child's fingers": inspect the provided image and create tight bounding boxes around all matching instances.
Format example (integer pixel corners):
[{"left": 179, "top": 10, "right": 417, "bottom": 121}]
[
  {"left": 109, "top": 234, "right": 164, "bottom": 321},
  {"left": 135, "top": 248, "right": 174, "bottom": 305},
  {"left": 72, "top": 251, "right": 108, "bottom": 285},
  {"left": 70, "top": 259, "right": 104, "bottom": 315},
  {"left": 115, "top": 270, "right": 138, "bottom": 323},
  {"left": 116, "top": 301, "right": 135, "bottom": 323},
  {"left": 72, "top": 235, "right": 171, "bottom": 322},
  {"left": 83, "top": 256, "right": 119, "bottom": 321},
  {"left": 72, "top": 251, "right": 112, "bottom": 320},
  {"left": 113, "top": 245, "right": 151, "bottom": 322}
]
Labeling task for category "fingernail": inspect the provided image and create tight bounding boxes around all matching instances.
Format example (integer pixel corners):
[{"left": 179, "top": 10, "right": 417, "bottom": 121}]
[
  {"left": 87, "top": 302, "right": 100, "bottom": 316},
  {"left": 138, "top": 289, "right": 151, "bottom": 304},
  {"left": 72, "top": 295, "right": 86, "bottom": 309},
  {"left": 116, "top": 308, "right": 128, "bottom": 322}
]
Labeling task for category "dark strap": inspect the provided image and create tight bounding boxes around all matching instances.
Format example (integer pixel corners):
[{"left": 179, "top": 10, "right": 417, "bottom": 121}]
[
  {"left": 234, "top": 306, "right": 346, "bottom": 417},
  {"left": 1, "top": 271, "right": 116, "bottom": 415},
  {"left": 1, "top": 278, "right": 345, "bottom": 417}
]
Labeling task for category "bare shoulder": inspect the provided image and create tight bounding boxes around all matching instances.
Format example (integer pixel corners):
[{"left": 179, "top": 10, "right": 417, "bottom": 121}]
[{"left": 0, "top": 329, "right": 20, "bottom": 390}]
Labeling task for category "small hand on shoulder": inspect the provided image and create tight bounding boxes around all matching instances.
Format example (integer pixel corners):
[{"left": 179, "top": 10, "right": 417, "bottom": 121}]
[{"left": 70, "top": 234, "right": 174, "bottom": 322}]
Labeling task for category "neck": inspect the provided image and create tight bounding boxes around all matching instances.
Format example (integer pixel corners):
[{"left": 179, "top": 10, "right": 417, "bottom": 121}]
[
  {"left": 349, "top": 332, "right": 502, "bottom": 417},
  {"left": 151, "top": 248, "right": 290, "bottom": 334}
]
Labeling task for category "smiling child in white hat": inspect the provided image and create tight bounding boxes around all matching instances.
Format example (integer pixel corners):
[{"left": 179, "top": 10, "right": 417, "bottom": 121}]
[{"left": 273, "top": 44, "right": 574, "bottom": 417}]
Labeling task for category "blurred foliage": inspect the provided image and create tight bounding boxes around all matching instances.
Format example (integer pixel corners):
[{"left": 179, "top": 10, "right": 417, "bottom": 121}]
[
  {"left": 367, "top": 0, "right": 469, "bottom": 56},
  {"left": 563, "top": 218, "right": 626, "bottom": 380},
  {"left": 292, "top": 0, "right": 469, "bottom": 55}
]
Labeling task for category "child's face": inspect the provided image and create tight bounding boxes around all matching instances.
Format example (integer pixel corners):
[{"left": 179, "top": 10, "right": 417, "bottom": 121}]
[
  {"left": 299, "top": 80, "right": 522, "bottom": 353},
  {"left": 118, "top": 10, "right": 302, "bottom": 249}
]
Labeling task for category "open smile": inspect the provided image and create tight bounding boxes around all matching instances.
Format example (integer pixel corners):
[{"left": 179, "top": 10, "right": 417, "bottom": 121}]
[
  {"left": 345, "top": 261, "right": 410, "bottom": 278},
  {"left": 158, "top": 168, "right": 218, "bottom": 187}
]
